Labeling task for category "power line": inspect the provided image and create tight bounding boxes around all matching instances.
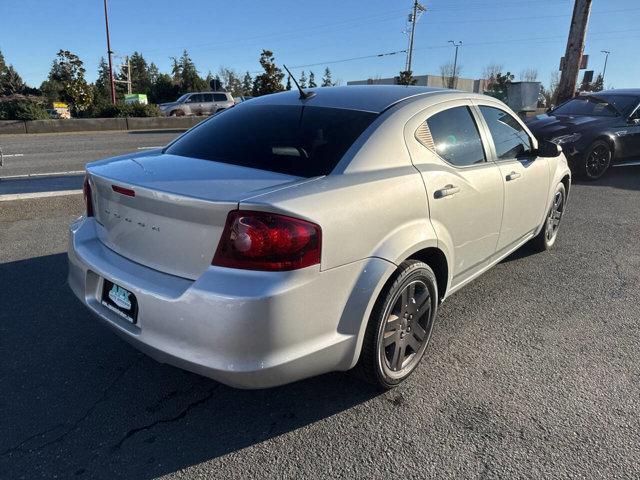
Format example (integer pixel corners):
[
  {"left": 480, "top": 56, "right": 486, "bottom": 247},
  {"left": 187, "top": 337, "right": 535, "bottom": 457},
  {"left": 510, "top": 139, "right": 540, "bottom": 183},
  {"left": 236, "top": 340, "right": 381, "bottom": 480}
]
[{"left": 279, "top": 26, "right": 640, "bottom": 73}]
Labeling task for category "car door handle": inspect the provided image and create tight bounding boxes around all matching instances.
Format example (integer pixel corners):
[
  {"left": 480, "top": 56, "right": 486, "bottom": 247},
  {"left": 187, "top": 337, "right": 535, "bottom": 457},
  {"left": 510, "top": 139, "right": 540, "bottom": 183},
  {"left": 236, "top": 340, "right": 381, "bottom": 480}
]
[
  {"left": 505, "top": 171, "right": 522, "bottom": 181},
  {"left": 434, "top": 184, "right": 460, "bottom": 199}
]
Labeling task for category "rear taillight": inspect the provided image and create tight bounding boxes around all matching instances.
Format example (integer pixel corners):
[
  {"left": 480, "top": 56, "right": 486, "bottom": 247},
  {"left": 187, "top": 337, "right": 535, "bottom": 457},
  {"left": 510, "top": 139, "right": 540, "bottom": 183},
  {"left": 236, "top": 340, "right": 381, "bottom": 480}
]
[
  {"left": 83, "top": 174, "right": 94, "bottom": 217},
  {"left": 212, "top": 210, "right": 321, "bottom": 271}
]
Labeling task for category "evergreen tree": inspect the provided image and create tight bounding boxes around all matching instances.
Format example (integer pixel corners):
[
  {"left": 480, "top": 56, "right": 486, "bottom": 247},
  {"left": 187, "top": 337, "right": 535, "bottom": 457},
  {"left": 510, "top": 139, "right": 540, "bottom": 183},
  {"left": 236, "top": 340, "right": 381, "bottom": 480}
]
[
  {"left": 2, "top": 65, "right": 25, "bottom": 95},
  {"left": 147, "top": 62, "right": 159, "bottom": 84},
  {"left": 286, "top": 76, "right": 292, "bottom": 91},
  {"left": 308, "top": 71, "right": 317, "bottom": 88},
  {"left": 251, "top": 50, "right": 285, "bottom": 96},
  {"left": 129, "top": 51, "right": 152, "bottom": 94},
  {"left": 397, "top": 70, "right": 416, "bottom": 86},
  {"left": 299, "top": 70, "right": 307, "bottom": 88},
  {"left": 242, "top": 71, "right": 252, "bottom": 96},
  {"left": 95, "top": 57, "right": 112, "bottom": 101},
  {"left": 0, "top": 50, "right": 27, "bottom": 96},
  {"left": 171, "top": 50, "right": 206, "bottom": 93},
  {"left": 149, "top": 72, "right": 179, "bottom": 104},
  {"left": 321, "top": 67, "right": 333, "bottom": 87}
]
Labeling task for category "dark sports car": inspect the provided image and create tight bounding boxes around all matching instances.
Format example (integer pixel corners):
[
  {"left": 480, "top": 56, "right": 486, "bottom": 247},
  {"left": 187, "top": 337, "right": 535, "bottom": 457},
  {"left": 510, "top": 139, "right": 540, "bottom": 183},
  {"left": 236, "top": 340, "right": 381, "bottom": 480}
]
[{"left": 526, "top": 89, "right": 640, "bottom": 180}]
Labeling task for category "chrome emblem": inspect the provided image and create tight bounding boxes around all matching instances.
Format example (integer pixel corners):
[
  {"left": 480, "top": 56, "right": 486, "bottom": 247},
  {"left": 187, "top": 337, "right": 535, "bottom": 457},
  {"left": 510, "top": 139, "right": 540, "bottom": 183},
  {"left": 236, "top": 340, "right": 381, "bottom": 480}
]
[{"left": 103, "top": 209, "right": 159, "bottom": 232}]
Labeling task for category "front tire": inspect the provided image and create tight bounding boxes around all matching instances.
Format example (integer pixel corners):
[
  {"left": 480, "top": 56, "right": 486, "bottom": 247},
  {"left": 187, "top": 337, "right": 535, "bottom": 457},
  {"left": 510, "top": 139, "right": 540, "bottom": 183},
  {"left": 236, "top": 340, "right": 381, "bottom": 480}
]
[
  {"left": 531, "top": 182, "right": 566, "bottom": 252},
  {"left": 578, "top": 140, "right": 612, "bottom": 180},
  {"left": 354, "top": 260, "right": 438, "bottom": 389}
]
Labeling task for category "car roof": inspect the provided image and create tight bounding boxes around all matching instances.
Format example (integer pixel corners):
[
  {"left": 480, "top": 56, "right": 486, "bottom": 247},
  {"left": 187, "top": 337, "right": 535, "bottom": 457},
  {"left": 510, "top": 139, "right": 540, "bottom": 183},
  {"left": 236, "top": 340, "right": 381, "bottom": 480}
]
[
  {"left": 593, "top": 89, "right": 640, "bottom": 96},
  {"left": 247, "top": 85, "right": 452, "bottom": 113}
]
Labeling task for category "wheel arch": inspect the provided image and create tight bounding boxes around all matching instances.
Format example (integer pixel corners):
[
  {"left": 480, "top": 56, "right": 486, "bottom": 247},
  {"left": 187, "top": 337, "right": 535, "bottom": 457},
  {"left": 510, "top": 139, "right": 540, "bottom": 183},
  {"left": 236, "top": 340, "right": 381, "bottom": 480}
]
[{"left": 406, "top": 247, "right": 449, "bottom": 301}]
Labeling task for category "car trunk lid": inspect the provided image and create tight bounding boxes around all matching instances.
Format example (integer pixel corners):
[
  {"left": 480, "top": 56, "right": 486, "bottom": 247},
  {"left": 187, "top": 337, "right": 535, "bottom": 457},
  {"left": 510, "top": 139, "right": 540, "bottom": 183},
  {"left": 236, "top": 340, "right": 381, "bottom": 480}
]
[{"left": 87, "top": 152, "right": 305, "bottom": 279}]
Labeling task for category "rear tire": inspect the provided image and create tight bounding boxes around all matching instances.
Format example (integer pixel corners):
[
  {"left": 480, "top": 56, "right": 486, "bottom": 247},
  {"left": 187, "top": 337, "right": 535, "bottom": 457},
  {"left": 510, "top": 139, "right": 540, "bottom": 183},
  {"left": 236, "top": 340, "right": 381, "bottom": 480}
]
[
  {"left": 531, "top": 182, "right": 566, "bottom": 252},
  {"left": 577, "top": 140, "right": 612, "bottom": 180},
  {"left": 353, "top": 260, "right": 438, "bottom": 389}
]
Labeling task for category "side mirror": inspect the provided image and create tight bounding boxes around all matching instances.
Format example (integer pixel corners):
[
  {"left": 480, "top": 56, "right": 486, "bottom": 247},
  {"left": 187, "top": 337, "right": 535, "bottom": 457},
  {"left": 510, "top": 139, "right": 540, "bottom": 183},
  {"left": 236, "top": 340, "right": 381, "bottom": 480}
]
[
  {"left": 628, "top": 116, "right": 640, "bottom": 125},
  {"left": 537, "top": 140, "right": 562, "bottom": 158}
]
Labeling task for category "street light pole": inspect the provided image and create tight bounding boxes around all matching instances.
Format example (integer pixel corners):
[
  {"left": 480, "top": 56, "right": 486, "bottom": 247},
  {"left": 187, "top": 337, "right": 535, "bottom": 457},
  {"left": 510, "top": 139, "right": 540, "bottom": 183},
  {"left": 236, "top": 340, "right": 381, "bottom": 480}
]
[
  {"left": 601, "top": 50, "right": 610, "bottom": 83},
  {"left": 448, "top": 40, "right": 462, "bottom": 89},
  {"left": 103, "top": 0, "right": 116, "bottom": 104}
]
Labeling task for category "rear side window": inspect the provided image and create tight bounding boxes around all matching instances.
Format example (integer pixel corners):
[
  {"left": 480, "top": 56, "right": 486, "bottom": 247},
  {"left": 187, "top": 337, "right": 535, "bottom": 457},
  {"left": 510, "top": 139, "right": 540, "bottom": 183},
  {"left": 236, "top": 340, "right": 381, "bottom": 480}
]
[
  {"left": 213, "top": 93, "right": 228, "bottom": 102},
  {"left": 426, "top": 106, "right": 486, "bottom": 167},
  {"left": 202, "top": 93, "right": 213, "bottom": 102},
  {"left": 165, "top": 104, "right": 377, "bottom": 177},
  {"left": 479, "top": 106, "right": 532, "bottom": 159}
]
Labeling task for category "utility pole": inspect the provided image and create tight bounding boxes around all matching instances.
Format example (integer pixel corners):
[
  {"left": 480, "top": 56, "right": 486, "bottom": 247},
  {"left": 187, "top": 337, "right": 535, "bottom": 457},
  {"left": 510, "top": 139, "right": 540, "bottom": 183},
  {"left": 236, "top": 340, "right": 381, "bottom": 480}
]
[
  {"left": 103, "top": 0, "right": 116, "bottom": 104},
  {"left": 557, "top": 0, "right": 592, "bottom": 104},
  {"left": 601, "top": 50, "right": 610, "bottom": 83},
  {"left": 448, "top": 40, "right": 462, "bottom": 89},
  {"left": 405, "top": 0, "right": 426, "bottom": 73},
  {"left": 126, "top": 56, "right": 132, "bottom": 94}
]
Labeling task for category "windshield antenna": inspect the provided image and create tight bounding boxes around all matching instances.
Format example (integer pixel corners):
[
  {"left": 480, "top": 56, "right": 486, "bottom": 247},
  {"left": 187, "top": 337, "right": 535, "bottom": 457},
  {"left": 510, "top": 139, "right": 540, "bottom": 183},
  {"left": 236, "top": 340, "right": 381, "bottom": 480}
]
[{"left": 283, "top": 64, "right": 316, "bottom": 100}]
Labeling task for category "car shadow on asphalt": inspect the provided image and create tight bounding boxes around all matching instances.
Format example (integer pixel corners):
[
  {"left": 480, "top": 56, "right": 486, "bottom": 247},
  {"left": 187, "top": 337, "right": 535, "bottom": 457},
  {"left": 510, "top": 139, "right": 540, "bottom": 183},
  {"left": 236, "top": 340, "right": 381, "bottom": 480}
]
[
  {"left": 0, "top": 253, "right": 382, "bottom": 479},
  {"left": 572, "top": 164, "right": 640, "bottom": 191}
]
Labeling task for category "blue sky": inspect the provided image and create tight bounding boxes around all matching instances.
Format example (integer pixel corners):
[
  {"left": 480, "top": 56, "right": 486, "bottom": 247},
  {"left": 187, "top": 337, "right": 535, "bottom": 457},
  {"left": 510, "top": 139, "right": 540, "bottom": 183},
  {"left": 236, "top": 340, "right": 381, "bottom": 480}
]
[{"left": 1, "top": 0, "right": 638, "bottom": 90}]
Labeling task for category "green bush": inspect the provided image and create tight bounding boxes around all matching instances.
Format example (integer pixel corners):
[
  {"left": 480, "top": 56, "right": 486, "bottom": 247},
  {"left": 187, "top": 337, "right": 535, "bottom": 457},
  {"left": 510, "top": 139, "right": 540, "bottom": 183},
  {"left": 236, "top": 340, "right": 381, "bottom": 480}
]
[
  {"left": 91, "top": 102, "right": 162, "bottom": 118},
  {"left": 0, "top": 99, "right": 50, "bottom": 121}
]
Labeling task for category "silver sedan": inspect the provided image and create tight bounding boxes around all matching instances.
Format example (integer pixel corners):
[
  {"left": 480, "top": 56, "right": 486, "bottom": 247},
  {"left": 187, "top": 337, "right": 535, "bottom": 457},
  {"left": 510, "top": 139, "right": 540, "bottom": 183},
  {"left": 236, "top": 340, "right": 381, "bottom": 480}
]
[{"left": 68, "top": 86, "right": 571, "bottom": 389}]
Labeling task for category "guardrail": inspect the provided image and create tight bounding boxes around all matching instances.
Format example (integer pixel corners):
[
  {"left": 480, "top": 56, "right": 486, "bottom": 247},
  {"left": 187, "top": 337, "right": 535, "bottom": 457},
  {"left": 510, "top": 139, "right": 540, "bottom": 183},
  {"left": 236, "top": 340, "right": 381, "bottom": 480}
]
[{"left": 0, "top": 116, "right": 206, "bottom": 135}]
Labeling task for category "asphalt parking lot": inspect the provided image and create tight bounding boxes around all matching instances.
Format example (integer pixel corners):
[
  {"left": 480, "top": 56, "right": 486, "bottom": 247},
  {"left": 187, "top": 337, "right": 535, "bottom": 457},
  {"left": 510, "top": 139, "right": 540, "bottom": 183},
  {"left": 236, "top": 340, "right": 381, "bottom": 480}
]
[{"left": 1, "top": 167, "right": 639, "bottom": 479}]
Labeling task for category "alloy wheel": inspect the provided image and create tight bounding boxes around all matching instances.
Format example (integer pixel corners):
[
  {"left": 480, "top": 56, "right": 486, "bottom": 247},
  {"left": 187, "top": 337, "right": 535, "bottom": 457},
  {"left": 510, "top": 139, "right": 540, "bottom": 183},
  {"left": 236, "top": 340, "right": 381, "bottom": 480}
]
[
  {"left": 546, "top": 190, "right": 564, "bottom": 241},
  {"left": 585, "top": 144, "right": 611, "bottom": 179},
  {"left": 379, "top": 280, "right": 433, "bottom": 376}
]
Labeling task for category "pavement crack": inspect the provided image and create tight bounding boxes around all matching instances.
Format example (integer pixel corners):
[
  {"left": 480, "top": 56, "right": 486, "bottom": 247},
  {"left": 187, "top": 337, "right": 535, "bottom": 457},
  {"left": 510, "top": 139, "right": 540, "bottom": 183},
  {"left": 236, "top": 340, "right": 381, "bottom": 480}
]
[
  {"left": 111, "top": 385, "right": 219, "bottom": 452},
  {"left": 1, "top": 358, "right": 140, "bottom": 457}
]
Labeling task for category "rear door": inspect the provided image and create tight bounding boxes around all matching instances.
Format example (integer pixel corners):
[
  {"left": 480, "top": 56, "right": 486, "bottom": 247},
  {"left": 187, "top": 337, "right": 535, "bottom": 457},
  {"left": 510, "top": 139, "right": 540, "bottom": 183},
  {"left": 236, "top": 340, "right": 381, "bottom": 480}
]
[
  {"left": 406, "top": 101, "right": 503, "bottom": 284},
  {"left": 474, "top": 102, "right": 549, "bottom": 252},
  {"left": 213, "top": 93, "right": 230, "bottom": 112},
  {"left": 201, "top": 93, "right": 214, "bottom": 115}
]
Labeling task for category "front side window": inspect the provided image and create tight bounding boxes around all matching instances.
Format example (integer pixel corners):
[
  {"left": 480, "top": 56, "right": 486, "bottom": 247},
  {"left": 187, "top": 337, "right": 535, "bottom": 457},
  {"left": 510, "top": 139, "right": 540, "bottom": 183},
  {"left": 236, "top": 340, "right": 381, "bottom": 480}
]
[
  {"left": 186, "top": 94, "right": 202, "bottom": 103},
  {"left": 425, "top": 106, "right": 486, "bottom": 167},
  {"left": 165, "top": 104, "right": 377, "bottom": 177},
  {"left": 479, "top": 106, "right": 532, "bottom": 160}
]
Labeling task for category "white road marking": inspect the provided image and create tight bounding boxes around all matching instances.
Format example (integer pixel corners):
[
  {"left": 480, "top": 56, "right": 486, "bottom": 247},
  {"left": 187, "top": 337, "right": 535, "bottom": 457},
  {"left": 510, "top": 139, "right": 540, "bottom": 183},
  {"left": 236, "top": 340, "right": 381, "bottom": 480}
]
[
  {"left": 136, "top": 146, "right": 163, "bottom": 150},
  {"left": 0, "top": 170, "right": 85, "bottom": 179},
  {"left": 0, "top": 153, "right": 24, "bottom": 158},
  {"left": 0, "top": 189, "right": 83, "bottom": 201}
]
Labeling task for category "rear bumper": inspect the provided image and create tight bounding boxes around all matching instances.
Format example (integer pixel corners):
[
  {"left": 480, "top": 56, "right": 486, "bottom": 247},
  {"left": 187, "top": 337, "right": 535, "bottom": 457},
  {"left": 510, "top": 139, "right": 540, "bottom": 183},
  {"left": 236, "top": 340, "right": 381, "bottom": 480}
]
[{"left": 68, "top": 217, "right": 390, "bottom": 388}]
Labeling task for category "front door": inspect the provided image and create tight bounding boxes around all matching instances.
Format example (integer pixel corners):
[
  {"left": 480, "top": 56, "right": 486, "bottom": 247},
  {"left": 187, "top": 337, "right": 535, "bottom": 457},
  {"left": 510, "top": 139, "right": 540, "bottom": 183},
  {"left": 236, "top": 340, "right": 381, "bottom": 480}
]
[
  {"left": 407, "top": 103, "right": 504, "bottom": 283},
  {"left": 475, "top": 104, "right": 549, "bottom": 252}
]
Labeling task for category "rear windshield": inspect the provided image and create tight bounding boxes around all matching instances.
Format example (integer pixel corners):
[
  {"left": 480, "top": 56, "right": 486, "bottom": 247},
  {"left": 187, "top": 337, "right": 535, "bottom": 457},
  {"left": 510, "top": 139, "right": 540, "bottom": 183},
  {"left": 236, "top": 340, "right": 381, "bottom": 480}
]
[
  {"left": 553, "top": 94, "right": 638, "bottom": 117},
  {"left": 165, "top": 104, "right": 378, "bottom": 177}
]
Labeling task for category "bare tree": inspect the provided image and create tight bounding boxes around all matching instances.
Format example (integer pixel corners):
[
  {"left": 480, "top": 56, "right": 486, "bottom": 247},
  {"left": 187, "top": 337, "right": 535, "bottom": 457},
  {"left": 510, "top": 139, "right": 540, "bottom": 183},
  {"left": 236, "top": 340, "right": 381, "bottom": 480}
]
[
  {"left": 440, "top": 62, "right": 461, "bottom": 89},
  {"left": 520, "top": 68, "right": 538, "bottom": 82},
  {"left": 541, "top": 71, "right": 560, "bottom": 108},
  {"left": 482, "top": 63, "right": 503, "bottom": 90},
  {"left": 218, "top": 67, "right": 243, "bottom": 97}
]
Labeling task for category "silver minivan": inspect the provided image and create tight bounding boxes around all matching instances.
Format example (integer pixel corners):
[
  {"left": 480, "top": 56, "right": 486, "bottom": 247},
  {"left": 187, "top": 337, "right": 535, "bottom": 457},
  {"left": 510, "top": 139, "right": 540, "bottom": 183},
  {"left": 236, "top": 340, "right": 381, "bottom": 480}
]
[{"left": 158, "top": 91, "right": 235, "bottom": 117}]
